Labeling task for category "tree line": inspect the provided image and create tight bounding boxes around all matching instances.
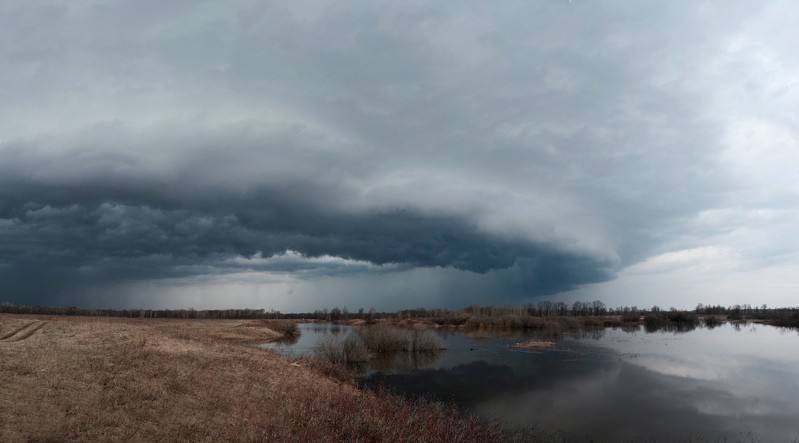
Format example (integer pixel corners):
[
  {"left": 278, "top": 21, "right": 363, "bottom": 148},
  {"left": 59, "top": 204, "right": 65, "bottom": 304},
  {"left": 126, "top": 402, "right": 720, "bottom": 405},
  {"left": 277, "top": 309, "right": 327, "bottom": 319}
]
[
  {"left": 2, "top": 300, "right": 798, "bottom": 327},
  {"left": 0, "top": 303, "right": 281, "bottom": 319}
]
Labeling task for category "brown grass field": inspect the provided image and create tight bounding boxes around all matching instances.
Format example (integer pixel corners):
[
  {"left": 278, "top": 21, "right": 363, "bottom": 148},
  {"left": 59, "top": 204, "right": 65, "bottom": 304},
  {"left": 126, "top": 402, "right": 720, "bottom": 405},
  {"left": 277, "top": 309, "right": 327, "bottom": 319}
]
[{"left": 0, "top": 314, "right": 503, "bottom": 442}]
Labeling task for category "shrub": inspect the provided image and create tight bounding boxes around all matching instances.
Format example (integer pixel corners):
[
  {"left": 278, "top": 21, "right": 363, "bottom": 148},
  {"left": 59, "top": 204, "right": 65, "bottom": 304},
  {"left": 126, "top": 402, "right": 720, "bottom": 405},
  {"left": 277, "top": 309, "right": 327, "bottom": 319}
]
[
  {"left": 313, "top": 334, "right": 369, "bottom": 364},
  {"left": 356, "top": 326, "right": 445, "bottom": 353},
  {"left": 263, "top": 320, "right": 299, "bottom": 337},
  {"left": 408, "top": 330, "right": 446, "bottom": 353},
  {"left": 313, "top": 327, "right": 445, "bottom": 365},
  {"left": 341, "top": 334, "right": 370, "bottom": 362},
  {"left": 621, "top": 311, "right": 641, "bottom": 323},
  {"left": 314, "top": 335, "right": 345, "bottom": 363},
  {"left": 357, "top": 325, "right": 402, "bottom": 352}
]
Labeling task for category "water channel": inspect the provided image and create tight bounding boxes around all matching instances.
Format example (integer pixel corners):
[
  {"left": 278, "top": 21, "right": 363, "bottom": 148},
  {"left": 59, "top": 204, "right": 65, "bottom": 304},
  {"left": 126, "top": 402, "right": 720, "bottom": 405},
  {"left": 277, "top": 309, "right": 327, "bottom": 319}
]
[{"left": 261, "top": 322, "right": 799, "bottom": 441}]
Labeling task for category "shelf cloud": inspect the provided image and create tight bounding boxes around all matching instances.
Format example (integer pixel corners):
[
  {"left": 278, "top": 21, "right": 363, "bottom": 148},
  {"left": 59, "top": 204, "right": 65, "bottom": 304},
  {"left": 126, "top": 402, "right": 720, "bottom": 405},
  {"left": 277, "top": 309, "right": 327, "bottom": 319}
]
[{"left": 1, "top": 1, "right": 797, "bottom": 310}]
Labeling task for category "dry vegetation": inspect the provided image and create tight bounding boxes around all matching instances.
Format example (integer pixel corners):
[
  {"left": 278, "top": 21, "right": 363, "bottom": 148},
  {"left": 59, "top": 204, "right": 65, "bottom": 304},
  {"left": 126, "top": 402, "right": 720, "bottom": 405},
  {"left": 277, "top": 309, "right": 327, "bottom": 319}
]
[
  {"left": 511, "top": 339, "right": 555, "bottom": 350},
  {"left": 0, "top": 314, "right": 503, "bottom": 443},
  {"left": 313, "top": 326, "right": 445, "bottom": 365}
]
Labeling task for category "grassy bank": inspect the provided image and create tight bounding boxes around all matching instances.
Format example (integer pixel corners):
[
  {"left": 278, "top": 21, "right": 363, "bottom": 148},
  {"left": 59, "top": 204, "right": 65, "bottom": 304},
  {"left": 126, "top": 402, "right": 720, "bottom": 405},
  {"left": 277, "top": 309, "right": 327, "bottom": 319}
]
[{"left": 0, "top": 314, "right": 503, "bottom": 442}]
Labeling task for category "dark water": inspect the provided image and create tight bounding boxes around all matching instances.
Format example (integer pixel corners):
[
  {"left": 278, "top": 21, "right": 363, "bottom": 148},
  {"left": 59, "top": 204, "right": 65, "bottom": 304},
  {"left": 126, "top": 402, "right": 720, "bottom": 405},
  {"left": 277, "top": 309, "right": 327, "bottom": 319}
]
[{"left": 261, "top": 323, "right": 799, "bottom": 442}]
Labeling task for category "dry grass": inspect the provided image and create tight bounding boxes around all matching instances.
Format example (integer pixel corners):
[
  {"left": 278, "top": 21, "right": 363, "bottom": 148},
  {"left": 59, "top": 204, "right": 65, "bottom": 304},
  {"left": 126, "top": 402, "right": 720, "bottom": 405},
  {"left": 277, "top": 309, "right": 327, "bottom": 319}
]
[
  {"left": 313, "top": 326, "right": 446, "bottom": 365},
  {"left": 242, "top": 320, "right": 299, "bottom": 337},
  {"left": 356, "top": 326, "right": 446, "bottom": 353},
  {"left": 0, "top": 314, "right": 504, "bottom": 443},
  {"left": 314, "top": 334, "right": 371, "bottom": 364},
  {"left": 0, "top": 318, "right": 35, "bottom": 340},
  {"left": 511, "top": 339, "right": 555, "bottom": 349}
]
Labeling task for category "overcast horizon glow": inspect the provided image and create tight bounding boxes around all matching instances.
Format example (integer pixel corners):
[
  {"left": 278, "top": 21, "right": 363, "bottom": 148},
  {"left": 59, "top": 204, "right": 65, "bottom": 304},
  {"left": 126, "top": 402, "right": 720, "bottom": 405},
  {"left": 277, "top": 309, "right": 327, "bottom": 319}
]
[{"left": 1, "top": 1, "right": 798, "bottom": 311}]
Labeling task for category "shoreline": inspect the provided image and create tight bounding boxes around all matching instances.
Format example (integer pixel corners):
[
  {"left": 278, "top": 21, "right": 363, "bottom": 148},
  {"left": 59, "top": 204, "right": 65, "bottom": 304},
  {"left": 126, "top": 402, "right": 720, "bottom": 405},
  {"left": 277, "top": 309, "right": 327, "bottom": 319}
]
[{"left": 0, "top": 313, "right": 503, "bottom": 443}]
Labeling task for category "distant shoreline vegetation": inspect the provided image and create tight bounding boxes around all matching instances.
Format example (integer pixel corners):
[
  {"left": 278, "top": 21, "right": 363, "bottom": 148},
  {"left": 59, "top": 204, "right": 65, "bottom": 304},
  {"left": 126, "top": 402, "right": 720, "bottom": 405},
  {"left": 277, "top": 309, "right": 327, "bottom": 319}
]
[{"left": 2, "top": 301, "right": 798, "bottom": 329}]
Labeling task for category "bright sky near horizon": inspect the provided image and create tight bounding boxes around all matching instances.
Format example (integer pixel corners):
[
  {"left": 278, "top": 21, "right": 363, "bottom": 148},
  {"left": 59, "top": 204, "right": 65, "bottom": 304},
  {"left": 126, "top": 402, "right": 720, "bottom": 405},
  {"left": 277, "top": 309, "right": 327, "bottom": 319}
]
[{"left": 1, "top": 1, "right": 798, "bottom": 311}]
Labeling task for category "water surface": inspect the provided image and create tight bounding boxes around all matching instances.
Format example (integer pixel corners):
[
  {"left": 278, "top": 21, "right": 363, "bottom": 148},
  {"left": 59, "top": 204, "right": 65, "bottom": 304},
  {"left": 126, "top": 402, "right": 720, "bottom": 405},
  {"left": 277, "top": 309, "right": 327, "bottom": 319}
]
[{"left": 262, "top": 322, "right": 799, "bottom": 441}]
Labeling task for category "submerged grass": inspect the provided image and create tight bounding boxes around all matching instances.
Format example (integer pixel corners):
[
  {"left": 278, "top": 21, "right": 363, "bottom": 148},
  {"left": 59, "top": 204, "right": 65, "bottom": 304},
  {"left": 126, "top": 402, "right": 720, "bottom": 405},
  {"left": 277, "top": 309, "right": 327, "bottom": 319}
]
[
  {"left": 357, "top": 325, "right": 446, "bottom": 353},
  {"left": 313, "top": 325, "right": 445, "bottom": 365},
  {"left": 313, "top": 334, "right": 370, "bottom": 364}
]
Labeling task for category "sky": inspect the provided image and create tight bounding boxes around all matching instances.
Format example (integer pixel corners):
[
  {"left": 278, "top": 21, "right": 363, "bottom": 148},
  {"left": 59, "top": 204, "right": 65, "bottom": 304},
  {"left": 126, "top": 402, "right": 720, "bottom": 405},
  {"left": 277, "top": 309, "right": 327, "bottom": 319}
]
[{"left": 1, "top": 0, "right": 798, "bottom": 311}]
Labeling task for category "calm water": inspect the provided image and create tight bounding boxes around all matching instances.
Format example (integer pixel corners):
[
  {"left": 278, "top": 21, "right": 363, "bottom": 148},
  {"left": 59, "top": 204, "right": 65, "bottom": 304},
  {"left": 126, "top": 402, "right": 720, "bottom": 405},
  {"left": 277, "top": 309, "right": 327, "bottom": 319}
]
[{"left": 261, "top": 323, "right": 799, "bottom": 442}]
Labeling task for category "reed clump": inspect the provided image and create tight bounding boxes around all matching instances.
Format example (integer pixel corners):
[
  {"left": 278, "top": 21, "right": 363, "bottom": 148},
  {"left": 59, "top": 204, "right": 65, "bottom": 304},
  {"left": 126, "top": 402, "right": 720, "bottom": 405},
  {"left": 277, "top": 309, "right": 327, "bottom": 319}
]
[
  {"left": 314, "top": 326, "right": 445, "bottom": 364},
  {"left": 357, "top": 325, "right": 445, "bottom": 353},
  {"left": 261, "top": 320, "right": 300, "bottom": 337},
  {"left": 314, "top": 334, "right": 370, "bottom": 364}
]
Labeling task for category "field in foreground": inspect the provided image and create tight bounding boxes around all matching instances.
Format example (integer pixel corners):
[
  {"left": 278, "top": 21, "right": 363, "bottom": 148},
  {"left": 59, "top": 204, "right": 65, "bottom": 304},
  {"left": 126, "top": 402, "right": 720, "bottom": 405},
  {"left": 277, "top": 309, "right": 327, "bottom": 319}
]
[{"left": 0, "top": 314, "right": 502, "bottom": 443}]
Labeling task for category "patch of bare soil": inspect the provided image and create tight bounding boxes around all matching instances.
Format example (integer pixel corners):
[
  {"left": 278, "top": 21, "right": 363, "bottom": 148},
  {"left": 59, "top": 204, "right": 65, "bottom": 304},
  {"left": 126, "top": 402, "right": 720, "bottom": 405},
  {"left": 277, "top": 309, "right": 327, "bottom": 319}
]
[{"left": 0, "top": 320, "right": 47, "bottom": 342}]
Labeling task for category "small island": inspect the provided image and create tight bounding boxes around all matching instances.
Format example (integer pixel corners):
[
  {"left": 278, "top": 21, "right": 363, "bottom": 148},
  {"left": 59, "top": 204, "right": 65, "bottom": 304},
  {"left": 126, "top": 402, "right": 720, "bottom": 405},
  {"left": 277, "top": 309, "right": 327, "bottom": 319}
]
[{"left": 511, "top": 339, "right": 556, "bottom": 349}]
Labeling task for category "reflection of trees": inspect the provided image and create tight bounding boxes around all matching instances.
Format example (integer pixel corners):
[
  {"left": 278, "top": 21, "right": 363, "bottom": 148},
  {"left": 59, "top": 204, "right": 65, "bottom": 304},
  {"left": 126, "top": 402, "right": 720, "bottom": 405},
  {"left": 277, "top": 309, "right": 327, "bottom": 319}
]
[
  {"left": 643, "top": 322, "right": 698, "bottom": 334},
  {"left": 435, "top": 329, "right": 456, "bottom": 339},
  {"left": 360, "top": 357, "right": 617, "bottom": 409},
  {"left": 361, "top": 361, "right": 521, "bottom": 406},
  {"left": 562, "top": 328, "right": 605, "bottom": 340},
  {"left": 730, "top": 321, "right": 754, "bottom": 332},
  {"left": 310, "top": 323, "right": 329, "bottom": 334},
  {"left": 642, "top": 312, "right": 699, "bottom": 334},
  {"left": 703, "top": 316, "right": 723, "bottom": 329},
  {"left": 619, "top": 324, "right": 641, "bottom": 333},
  {"left": 462, "top": 327, "right": 607, "bottom": 348},
  {"left": 368, "top": 350, "right": 443, "bottom": 373},
  {"left": 610, "top": 321, "right": 709, "bottom": 334}
]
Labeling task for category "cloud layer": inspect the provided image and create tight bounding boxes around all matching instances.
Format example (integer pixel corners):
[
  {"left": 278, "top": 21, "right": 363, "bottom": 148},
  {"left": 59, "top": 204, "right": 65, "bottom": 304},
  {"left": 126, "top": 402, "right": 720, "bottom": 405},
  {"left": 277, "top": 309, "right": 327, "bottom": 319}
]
[{"left": 1, "top": 1, "right": 797, "bottom": 309}]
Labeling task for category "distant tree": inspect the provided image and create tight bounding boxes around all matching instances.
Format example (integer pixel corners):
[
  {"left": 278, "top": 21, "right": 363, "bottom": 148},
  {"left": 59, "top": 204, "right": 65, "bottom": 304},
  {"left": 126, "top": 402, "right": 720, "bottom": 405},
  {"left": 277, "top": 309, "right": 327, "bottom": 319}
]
[
  {"left": 538, "top": 301, "right": 553, "bottom": 317},
  {"left": 591, "top": 300, "right": 606, "bottom": 316}
]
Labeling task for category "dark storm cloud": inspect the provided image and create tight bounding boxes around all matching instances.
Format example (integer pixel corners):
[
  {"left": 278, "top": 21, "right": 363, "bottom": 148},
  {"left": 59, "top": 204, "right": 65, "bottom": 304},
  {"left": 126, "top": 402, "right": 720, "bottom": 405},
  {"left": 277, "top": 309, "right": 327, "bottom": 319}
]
[
  {"left": 0, "top": 155, "right": 615, "bottom": 305},
  {"left": 1, "top": 0, "right": 796, "bottom": 308}
]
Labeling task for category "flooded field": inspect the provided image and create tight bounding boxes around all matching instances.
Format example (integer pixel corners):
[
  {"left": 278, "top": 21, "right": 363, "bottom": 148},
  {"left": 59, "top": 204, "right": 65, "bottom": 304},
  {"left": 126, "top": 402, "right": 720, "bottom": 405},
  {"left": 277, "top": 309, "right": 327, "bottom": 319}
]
[{"left": 262, "top": 322, "right": 799, "bottom": 441}]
